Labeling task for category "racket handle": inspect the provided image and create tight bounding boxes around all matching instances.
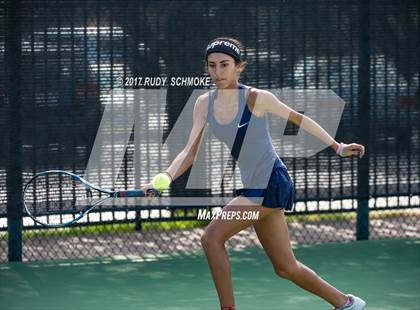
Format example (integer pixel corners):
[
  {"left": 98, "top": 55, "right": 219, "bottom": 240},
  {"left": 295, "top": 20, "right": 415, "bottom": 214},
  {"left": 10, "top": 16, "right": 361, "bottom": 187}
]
[{"left": 114, "top": 189, "right": 160, "bottom": 197}]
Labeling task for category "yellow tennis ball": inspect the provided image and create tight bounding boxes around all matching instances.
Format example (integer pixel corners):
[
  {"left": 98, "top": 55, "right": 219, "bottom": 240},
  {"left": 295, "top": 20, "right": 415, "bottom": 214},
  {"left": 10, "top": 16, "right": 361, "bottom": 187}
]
[{"left": 152, "top": 173, "right": 172, "bottom": 191}]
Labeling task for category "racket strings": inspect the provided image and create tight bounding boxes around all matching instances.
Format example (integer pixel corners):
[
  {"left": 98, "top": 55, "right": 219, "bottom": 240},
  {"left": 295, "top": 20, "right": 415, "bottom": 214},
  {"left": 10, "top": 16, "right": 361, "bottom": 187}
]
[{"left": 24, "top": 172, "right": 104, "bottom": 225}]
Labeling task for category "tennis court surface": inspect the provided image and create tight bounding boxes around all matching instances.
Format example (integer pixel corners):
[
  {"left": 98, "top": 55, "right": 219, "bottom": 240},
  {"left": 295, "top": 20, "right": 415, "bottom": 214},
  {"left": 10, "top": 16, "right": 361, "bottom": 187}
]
[{"left": 1, "top": 238, "right": 419, "bottom": 310}]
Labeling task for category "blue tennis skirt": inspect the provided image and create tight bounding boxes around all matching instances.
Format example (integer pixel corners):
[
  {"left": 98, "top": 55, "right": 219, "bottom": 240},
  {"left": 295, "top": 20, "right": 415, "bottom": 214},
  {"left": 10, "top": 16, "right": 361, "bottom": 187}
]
[{"left": 235, "top": 159, "right": 295, "bottom": 211}]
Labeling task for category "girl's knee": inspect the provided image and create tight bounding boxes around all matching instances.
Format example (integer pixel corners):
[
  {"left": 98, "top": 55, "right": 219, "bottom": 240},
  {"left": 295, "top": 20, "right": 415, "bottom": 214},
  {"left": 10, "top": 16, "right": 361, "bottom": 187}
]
[
  {"left": 200, "top": 230, "right": 225, "bottom": 250},
  {"left": 273, "top": 261, "right": 301, "bottom": 280}
]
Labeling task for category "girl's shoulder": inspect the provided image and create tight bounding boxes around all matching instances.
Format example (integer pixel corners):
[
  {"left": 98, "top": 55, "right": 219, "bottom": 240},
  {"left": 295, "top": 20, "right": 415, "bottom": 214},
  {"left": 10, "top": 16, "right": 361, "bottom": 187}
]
[
  {"left": 195, "top": 92, "right": 210, "bottom": 118},
  {"left": 243, "top": 87, "right": 286, "bottom": 118},
  {"left": 197, "top": 91, "right": 211, "bottom": 105}
]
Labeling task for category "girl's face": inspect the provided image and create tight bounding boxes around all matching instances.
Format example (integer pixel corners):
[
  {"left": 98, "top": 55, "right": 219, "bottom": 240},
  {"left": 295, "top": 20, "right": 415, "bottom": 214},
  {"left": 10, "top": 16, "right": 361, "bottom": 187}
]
[{"left": 207, "top": 52, "right": 243, "bottom": 89}]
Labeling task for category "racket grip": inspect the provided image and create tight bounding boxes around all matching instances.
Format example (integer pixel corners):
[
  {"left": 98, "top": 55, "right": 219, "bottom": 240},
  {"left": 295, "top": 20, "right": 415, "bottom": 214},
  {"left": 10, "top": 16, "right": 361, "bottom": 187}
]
[{"left": 115, "top": 189, "right": 160, "bottom": 197}]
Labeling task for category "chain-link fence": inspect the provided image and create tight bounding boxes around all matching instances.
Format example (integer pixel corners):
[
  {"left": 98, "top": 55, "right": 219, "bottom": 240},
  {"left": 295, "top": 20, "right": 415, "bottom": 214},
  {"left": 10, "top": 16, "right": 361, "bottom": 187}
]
[{"left": 1, "top": 0, "right": 419, "bottom": 262}]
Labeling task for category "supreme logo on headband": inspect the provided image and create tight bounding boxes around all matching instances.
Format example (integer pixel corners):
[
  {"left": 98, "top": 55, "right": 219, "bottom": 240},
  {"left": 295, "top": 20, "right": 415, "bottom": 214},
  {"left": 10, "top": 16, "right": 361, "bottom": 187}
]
[{"left": 206, "top": 40, "right": 240, "bottom": 55}]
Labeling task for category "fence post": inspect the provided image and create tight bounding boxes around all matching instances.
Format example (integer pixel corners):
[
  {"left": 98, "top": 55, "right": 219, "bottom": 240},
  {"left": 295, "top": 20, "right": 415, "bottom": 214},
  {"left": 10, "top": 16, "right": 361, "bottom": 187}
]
[
  {"left": 357, "top": 0, "right": 370, "bottom": 240},
  {"left": 6, "top": 0, "right": 23, "bottom": 262}
]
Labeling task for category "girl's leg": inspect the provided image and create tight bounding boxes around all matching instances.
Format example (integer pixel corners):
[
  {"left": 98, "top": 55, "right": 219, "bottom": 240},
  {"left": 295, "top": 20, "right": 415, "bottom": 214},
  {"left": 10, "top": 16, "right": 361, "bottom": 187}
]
[
  {"left": 253, "top": 209, "right": 348, "bottom": 308},
  {"left": 201, "top": 197, "right": 277, "bottom": 308}
]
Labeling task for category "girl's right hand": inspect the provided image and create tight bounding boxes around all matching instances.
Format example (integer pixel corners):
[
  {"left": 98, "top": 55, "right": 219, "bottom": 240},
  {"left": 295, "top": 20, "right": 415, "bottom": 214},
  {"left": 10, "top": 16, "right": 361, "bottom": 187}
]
[{"left": 140, "top": 182, "right": 157, "bottom": 197}]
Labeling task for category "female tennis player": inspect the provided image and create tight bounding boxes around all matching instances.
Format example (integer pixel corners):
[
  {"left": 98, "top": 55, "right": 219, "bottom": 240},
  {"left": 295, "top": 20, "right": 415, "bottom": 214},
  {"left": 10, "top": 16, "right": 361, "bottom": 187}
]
[{"left": 142, "top": 37, "right": 366, "bottom": 310}]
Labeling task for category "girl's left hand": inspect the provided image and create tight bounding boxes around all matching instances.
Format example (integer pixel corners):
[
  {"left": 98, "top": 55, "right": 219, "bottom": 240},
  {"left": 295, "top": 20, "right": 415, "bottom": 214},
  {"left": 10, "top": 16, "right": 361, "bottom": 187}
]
[{"left": 339, "top": 143, "right": 365, "bottom": 158}]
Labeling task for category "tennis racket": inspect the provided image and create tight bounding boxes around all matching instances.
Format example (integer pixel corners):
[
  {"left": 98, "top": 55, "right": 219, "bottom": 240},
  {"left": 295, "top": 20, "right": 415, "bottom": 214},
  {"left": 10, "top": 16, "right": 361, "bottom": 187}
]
[{"left": 23, "top": 170, "right": 160, "bottom": 228}]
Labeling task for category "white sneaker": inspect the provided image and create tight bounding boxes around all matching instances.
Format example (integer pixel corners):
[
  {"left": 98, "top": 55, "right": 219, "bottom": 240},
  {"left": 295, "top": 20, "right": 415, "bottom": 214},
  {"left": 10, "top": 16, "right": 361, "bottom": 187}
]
[{"left": 335, "top": 294, "right": 366, "bottom": 310}]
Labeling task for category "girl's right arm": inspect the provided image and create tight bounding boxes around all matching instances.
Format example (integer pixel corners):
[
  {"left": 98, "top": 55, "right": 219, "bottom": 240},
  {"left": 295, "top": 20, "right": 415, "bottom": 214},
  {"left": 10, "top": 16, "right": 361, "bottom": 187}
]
[{"left": 141, "top": 94, "right": 208, "bottom": 190}]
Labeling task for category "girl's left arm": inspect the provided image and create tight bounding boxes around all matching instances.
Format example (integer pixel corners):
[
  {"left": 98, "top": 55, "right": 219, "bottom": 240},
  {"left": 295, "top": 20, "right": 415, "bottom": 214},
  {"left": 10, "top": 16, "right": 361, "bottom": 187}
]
[{"left": 257, "top": 90, "right": 365, "bottom": 158}]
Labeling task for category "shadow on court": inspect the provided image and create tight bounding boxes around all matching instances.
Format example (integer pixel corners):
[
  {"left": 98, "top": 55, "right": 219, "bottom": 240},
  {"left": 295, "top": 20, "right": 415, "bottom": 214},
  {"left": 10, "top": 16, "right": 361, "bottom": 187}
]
[{"left": 0, "top": 239, "right": 419, "bottom": 310}]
